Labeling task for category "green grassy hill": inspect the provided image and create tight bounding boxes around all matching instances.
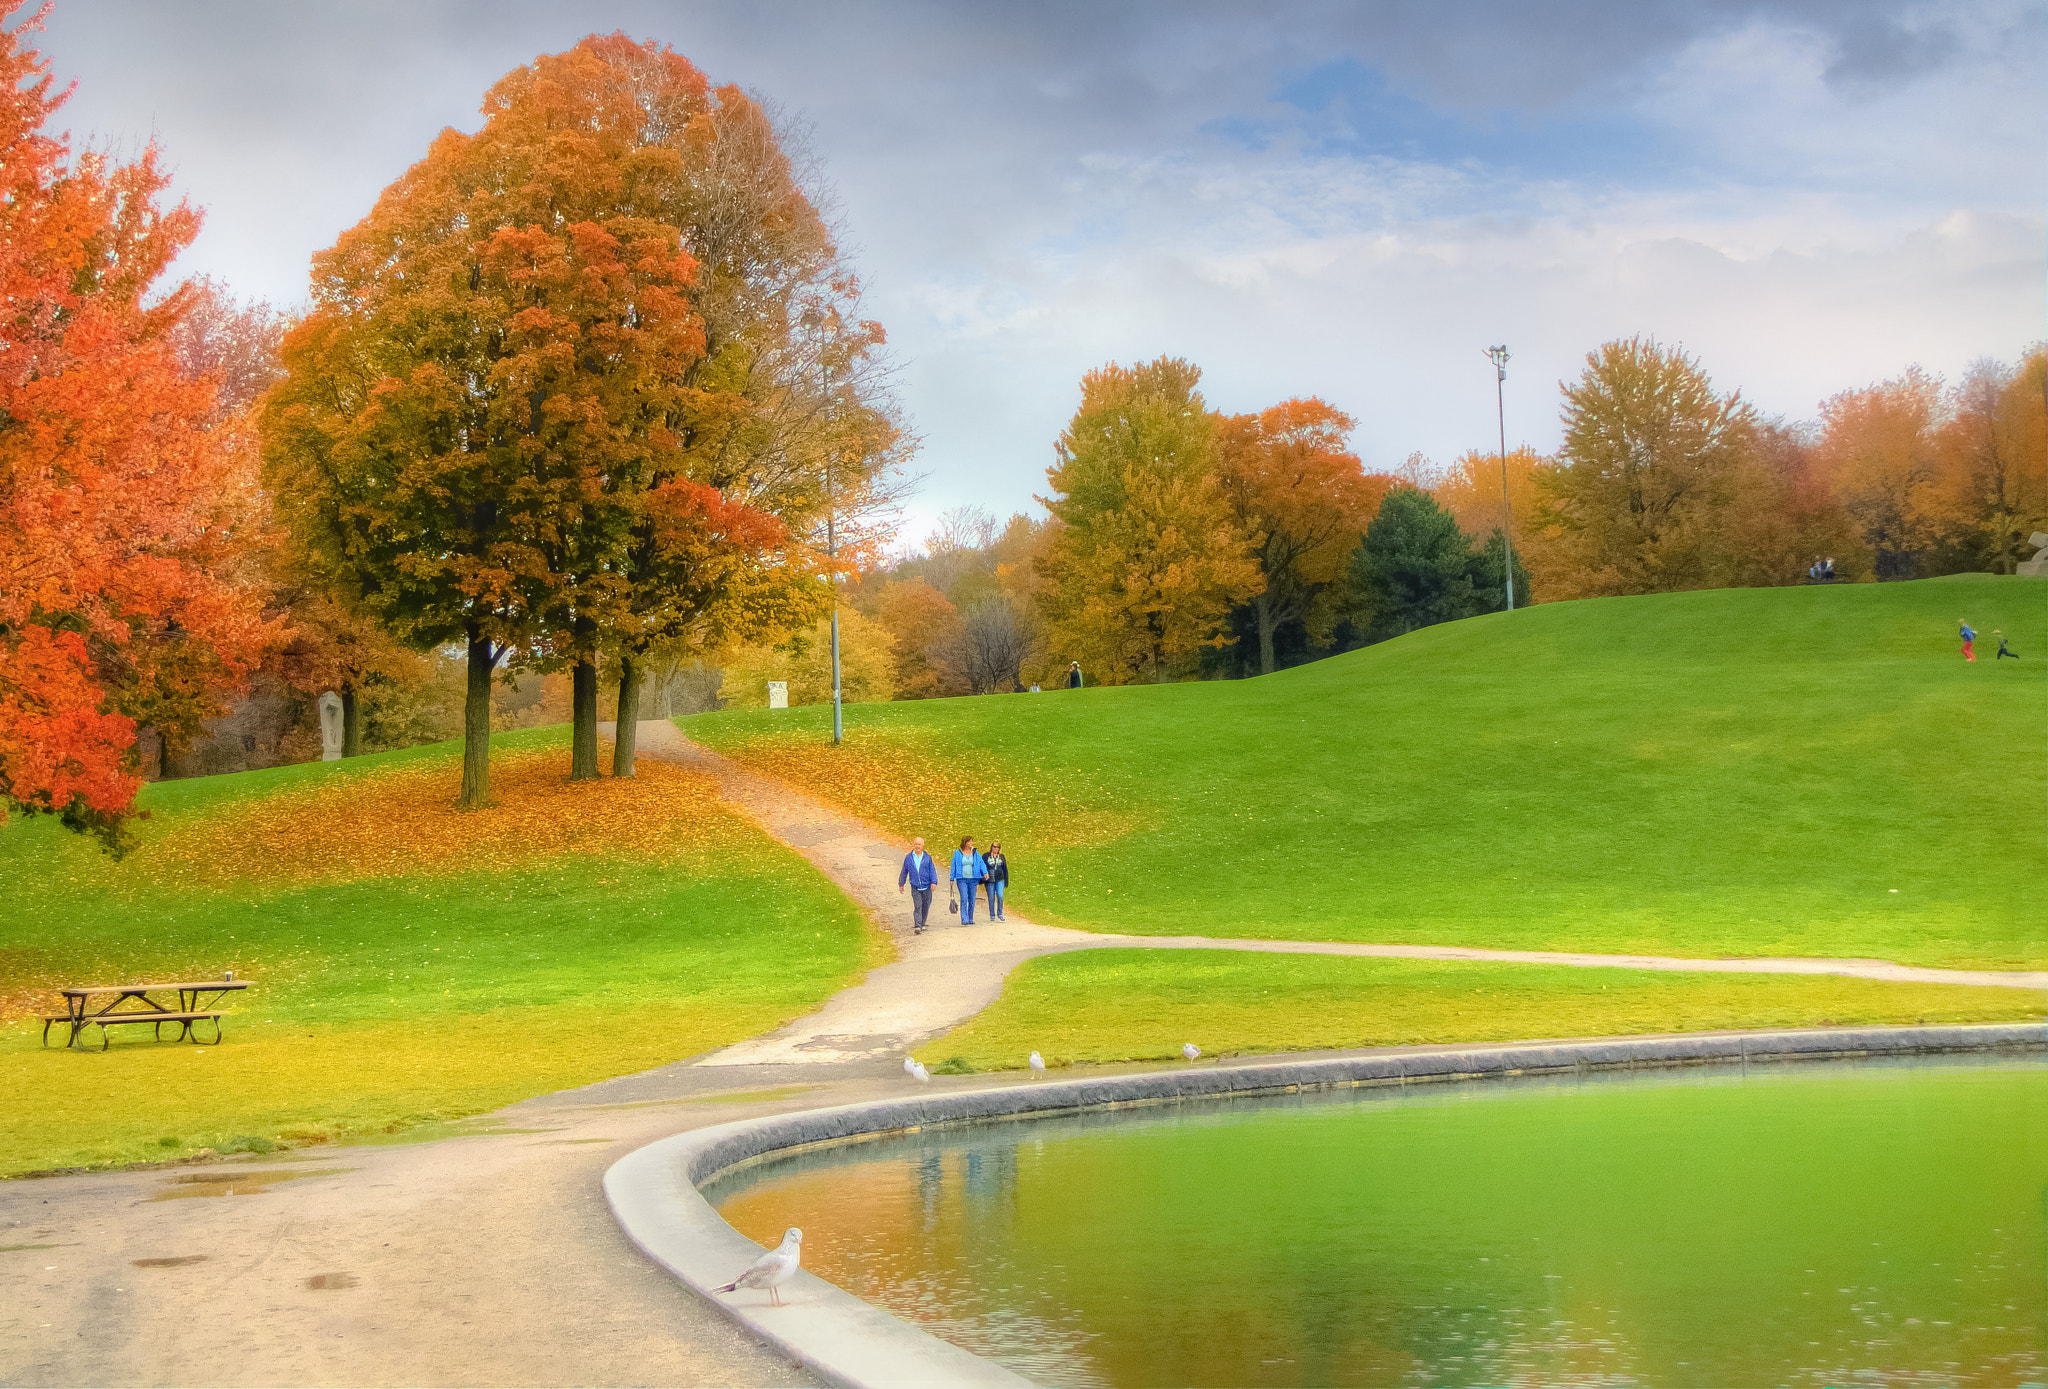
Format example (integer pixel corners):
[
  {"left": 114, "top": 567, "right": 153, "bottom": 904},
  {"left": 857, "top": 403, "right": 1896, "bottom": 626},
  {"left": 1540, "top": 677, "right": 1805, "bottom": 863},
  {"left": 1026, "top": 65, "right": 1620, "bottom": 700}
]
[
  {"left": 690, "top": 577, "right": 2048, "bottom": 969},
  {"left": 0, "top": 728, "right": 875, "bottom": 1174}
]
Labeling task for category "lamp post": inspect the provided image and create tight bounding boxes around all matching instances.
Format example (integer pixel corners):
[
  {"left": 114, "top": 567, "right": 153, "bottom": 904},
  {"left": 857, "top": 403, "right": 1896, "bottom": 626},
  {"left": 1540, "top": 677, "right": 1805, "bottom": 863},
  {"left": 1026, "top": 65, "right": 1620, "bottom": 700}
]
[
  {"left": 1484, "top": 344, "right": 1515, "bottom": 612},
  {"left": 824, "top": 372, "right": 843, "bottom": 747},
  {"left": 805, "top": 304, "right": 844, "bottom": 746}
]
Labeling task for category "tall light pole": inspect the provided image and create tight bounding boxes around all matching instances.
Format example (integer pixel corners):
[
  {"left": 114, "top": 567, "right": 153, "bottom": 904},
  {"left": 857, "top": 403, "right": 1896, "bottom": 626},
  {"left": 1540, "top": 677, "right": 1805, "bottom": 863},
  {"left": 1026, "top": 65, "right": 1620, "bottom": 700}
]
[
  {"left": 824, "top": 370, "right": 843, "bottom": 747},
  {"left": 1484, "top": 344, "right": 1515, "bottom": 612},
  {"left": 805, "top": 303, "right": 844, "bottom": 747}
]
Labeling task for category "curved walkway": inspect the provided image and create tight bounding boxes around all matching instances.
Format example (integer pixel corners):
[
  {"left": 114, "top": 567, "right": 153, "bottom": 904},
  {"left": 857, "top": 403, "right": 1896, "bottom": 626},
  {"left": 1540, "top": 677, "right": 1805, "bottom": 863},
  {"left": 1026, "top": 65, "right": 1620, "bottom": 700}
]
[{"left": 626, "top": 720, "right": 2046, "bottom": 1068}]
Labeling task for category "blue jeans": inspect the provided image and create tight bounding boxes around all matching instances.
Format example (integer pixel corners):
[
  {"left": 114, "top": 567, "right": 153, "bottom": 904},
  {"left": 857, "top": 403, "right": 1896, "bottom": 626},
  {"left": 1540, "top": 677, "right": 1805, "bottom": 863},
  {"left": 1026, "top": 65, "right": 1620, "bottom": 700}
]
[
  {"left": 955, "top": 880, "right": 980, "bottom": 923},
  {"left": 986, "top": 880, "right": 1005, "bottom": 919}
]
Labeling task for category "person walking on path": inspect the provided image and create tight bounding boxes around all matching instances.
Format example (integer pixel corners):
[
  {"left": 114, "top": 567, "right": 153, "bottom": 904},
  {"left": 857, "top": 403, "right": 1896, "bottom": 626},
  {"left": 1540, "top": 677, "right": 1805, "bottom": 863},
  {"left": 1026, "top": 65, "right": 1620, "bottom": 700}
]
[
  {"left": 897, "top": 836, "right": 938, "bottom": 934},
  {"left": 983, "top": 841, "right": 1010, "bottom": 922},
  {"left": 1066, "top": 661, "right": 1083, "bottom": 689},
  {"left": 950, "top": 836, "right": 988, "bottom": 924},
  {"left": 1960, "top": 618, "right": 1977, "bottom": 662},
  {"left": 1996, "top": 630, "right": 2020, "bottom": 660}
]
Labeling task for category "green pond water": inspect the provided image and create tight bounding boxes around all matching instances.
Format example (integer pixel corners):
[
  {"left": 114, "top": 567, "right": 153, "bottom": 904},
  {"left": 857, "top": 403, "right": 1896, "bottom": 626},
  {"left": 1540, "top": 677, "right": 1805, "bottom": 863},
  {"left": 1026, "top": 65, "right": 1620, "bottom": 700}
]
[{"left": 708, "top": 1057, "right": 2047, "bottom": 1387}]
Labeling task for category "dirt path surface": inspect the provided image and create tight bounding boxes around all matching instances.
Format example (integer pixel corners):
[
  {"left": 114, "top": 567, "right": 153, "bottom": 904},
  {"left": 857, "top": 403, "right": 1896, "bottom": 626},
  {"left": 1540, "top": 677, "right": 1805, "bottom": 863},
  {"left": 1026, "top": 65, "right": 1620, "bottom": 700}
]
[
  {"left": 632, "top": 719, "right": 2046, "bottom": 1070},
  {"left": 6, "top": 720, "right": 2039, "bottom": 1388}
]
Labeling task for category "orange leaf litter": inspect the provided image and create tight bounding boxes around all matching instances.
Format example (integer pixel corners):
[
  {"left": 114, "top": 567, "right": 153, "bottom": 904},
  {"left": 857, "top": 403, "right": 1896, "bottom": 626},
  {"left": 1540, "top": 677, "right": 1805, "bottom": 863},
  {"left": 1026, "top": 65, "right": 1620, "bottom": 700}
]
[{"left": 139, "top": 747, "right": 758, "bottom": 891}]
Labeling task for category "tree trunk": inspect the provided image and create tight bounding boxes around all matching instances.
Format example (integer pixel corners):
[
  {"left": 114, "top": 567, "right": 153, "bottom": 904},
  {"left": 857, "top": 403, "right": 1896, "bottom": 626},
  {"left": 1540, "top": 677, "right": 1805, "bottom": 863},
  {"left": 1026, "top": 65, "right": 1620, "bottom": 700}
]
[
  {"left": 1256, "top": 593, "right": 1277, "bottom": 676},
  {"left": 460, "top": 632, "right": 497, "bottom": 809},
  {"left": 613, "top": 652, "right": 642, "bottom": 778},
  {"left": 340, "top": 683, "right": 363, "bottom": 758},
  {"left": 570, "top": 616, "right": 600, "bottom": 781}
]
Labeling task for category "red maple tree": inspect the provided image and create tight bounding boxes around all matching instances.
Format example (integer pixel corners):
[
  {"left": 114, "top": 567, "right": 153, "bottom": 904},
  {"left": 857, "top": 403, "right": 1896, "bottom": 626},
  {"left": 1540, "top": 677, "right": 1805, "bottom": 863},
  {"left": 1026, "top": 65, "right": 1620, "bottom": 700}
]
[{"left": 0, "top": 7, "right": 272, "bottom": 843}]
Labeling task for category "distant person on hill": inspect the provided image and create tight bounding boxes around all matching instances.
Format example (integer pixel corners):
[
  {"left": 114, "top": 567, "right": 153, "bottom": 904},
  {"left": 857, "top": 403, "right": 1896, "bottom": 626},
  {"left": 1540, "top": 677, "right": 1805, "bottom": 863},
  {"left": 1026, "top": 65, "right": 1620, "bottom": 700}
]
[
  {"left": 983, "top": 841, "right": 1010, "bottom": 922},
  {"left": 1822, "top": 557, "right": 1836, "bottom": 581},
  {"left": 1996, "top": 631, "right": 2020, "bottom": 660},
  {"left": 951, "top": 835, "right": 988, "bottom": 925},
  {"left": 1808, "top": 558, "right": 1821, "bottom": 582},
  {"left": 1960, "top": 619, "right": 1977, "bottom": 662},
  {"left": 897, "top": 836, "right": 937, "bottom": 934},
  {"left": 1067, "top": 662, "right": 1083, "bottom": 689}
]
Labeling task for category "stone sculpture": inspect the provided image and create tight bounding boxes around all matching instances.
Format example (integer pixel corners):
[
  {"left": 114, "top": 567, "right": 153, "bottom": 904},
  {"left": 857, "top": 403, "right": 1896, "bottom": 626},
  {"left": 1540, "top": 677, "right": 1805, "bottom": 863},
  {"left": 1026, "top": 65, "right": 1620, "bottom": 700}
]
[
  {"left": 767, "top": 681, "right": 789, "bottom": 710},
  {"left": 2018, "top": 532, "right": 2048, "bottom": 578},
  {"left": 318, "top": 691, "right": 344, "bottom": 761}
]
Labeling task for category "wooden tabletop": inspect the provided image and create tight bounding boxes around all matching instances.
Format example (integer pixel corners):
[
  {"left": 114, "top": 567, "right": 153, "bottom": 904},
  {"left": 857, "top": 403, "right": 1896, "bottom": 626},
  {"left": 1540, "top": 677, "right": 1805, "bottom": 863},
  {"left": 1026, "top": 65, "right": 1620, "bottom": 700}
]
[{"left": 60, "top": 981, "right": 251, "bottom": 996}]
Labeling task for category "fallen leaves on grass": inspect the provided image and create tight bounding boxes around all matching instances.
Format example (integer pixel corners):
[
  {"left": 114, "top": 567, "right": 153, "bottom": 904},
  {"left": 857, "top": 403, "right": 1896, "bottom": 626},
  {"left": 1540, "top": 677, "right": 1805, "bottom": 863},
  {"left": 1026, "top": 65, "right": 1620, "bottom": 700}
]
[
  {"left": 718, "top": 732, "right": 1140, "bottom": 851},
  {"left": 139, "top": 748, "right": 758, "bottom": 890}
]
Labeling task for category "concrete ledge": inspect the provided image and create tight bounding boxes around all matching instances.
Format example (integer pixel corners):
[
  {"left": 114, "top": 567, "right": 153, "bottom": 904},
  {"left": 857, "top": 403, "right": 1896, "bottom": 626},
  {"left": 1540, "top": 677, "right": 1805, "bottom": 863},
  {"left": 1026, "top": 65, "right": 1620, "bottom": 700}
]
[{"left": 604, "top": 1023, "right": 2045, "bottom": 1389}]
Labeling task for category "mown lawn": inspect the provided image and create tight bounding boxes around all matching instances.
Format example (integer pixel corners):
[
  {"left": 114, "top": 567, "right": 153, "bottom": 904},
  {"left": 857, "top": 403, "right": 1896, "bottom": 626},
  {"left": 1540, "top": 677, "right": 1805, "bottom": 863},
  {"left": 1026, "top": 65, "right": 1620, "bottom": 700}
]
[
  {"left": 917, "top": 949, "right": 2044, "bottom": 1073},
  {"left": 0, "top": 728, "right": 877, "bottom": 1176},
  {"left": 688, "top": 576, "right": 2048, "bottom": 969}
]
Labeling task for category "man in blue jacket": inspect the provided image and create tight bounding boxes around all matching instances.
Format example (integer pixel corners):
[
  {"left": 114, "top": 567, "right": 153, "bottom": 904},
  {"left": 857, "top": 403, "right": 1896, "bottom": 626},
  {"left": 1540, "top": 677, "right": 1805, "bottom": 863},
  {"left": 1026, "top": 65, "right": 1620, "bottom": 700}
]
[{"left": 897, "top": 836, "right": 938, "bottom": 934}]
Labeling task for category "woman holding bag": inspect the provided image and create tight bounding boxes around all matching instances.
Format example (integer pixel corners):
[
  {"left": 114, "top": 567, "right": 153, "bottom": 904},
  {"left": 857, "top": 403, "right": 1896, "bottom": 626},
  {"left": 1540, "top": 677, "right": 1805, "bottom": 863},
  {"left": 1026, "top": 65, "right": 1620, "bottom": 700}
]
[{"left": 950, "top": 836, "right": 988, "bottom": 924}]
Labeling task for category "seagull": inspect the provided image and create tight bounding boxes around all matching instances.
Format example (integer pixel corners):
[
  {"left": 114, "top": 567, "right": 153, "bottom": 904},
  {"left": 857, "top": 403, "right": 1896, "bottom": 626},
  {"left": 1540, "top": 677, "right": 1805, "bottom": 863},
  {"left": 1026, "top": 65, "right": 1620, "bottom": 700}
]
[
  {"left": 1029, "top": 1050, "right": 1046, "bottom": 1073},
  {"left": 1182, "top": 1042, "right": 1201, "bottom": 1061},
  {"left": 902, "top": 1057, "right": 918, "bottom": 1076},
  {"left": 715, "top": 1227, "right": 802, "bottom": 1307},
  {"left": 910, "top": 1061, "right": 930, "bottom": 1083}
]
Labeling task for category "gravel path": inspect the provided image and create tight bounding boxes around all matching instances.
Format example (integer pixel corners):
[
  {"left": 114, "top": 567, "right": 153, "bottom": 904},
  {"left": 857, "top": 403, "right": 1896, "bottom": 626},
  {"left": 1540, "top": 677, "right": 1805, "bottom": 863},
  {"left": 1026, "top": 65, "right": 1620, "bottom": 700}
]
[{"left": 629, "top": 719, "right": 2046, "bottom": 1068}]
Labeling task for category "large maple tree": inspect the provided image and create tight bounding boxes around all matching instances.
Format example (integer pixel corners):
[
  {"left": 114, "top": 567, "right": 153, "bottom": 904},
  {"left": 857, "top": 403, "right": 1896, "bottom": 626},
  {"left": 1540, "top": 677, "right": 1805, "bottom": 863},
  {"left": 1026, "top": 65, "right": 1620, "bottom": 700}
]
[
  {"left": 268, "top": 35, "right": 892, "bottom": 802},
  {"left": 0, "top": 9, "right": 270, "bottom": 842}
]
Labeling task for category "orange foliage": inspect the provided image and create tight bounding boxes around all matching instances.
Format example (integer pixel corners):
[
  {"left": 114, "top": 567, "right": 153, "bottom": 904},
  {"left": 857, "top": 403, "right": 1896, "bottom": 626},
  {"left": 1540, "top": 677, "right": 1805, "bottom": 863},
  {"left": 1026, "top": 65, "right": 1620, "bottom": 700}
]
[
  {"left": 0, "top": 10, "right": 273, "bottom": 832},
  {"left": 140, "top": 748, "right": 755, "bottom": 890},
  {"left": 1217, "top": 398, "right": 1385, "bottom": 671},
  {"left": 1813, "top": 368, "right": 1947, "bottom": 580},
  {"left": 873, "top": 578, "right": 963, "bottom": 699}
]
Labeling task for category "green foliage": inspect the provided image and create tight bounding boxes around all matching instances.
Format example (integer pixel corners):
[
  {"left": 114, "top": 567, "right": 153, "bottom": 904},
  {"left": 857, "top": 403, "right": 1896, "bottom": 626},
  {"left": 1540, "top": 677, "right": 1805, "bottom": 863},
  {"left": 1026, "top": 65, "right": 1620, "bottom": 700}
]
[
  {"left": 691, "top": 576, "right": 2048, "bottom": 969},
  {"left": 1346, "top": 487, "right": 1508, "bottom": 641}
]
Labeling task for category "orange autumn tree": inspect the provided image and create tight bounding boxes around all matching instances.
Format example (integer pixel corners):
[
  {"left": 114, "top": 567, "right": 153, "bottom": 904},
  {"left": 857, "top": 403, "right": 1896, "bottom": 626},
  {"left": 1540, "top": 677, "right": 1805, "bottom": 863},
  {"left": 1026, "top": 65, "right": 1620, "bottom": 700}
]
[
  {"left": 1217, "top": 398, "right": 1386, "bottom": 674},
  {"left": 0, "top": 8, "right": 270, "bottom": 843},
  {"left": 1812, "top": 367, "right": 1954, "bottom": 581},
  {"left": 267, "top": 37, "right": 722, "bottom": 807}
]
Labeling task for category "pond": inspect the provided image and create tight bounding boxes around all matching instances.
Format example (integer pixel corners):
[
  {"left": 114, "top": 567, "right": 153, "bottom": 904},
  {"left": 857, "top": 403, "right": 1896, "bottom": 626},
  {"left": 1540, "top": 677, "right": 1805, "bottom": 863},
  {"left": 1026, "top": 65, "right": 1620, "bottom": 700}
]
[{"left": 708, "top": 1055, "right": 2046, "bottom": 1387}]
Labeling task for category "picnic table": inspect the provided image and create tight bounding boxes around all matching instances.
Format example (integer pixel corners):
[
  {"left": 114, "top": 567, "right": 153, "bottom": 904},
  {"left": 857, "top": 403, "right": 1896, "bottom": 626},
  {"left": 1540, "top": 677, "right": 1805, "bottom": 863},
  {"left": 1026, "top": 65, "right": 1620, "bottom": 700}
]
[{"left": 42, "top": 979, "right": 249, "bottom": 1051}]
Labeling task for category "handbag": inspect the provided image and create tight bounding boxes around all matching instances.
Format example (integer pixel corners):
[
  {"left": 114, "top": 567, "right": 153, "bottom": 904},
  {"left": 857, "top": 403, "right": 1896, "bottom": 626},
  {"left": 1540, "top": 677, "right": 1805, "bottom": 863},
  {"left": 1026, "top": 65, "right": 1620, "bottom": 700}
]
[{"left": 947, "top": 888, "right": 958, "bottom": 916}]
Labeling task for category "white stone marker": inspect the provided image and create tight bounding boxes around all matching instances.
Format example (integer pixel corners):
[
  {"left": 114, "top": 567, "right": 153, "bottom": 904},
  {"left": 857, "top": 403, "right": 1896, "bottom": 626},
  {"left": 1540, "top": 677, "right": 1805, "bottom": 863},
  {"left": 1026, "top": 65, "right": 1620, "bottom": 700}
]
[
  {"left": 766, "top": 680, "right": 789, "bottom": 710},
  {"left": 318, "top": 690, "right": 344, "bottom": 761}
]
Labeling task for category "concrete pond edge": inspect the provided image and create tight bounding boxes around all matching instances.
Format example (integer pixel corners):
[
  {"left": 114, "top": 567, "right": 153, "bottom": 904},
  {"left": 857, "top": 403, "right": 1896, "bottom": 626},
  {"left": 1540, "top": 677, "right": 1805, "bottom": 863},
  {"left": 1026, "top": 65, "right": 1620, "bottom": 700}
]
[{"left": 603, "top": 1022, "right": 2047, "bottom": 1389}]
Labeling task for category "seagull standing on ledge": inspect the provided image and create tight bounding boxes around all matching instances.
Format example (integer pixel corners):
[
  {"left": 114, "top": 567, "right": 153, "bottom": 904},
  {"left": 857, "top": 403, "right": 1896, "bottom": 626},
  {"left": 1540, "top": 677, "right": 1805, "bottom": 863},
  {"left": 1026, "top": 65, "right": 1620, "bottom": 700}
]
[
  {"left": 1182, "top": 1042, "right": 1201, "bottom": 1061},
  {"left": 1029, "top": 1050, "right": 1046, "bottom": 1073},
  {"left": 911, "top": 1061, "right": 931, "bottom": 1083},
  {"left": 716, "top": 1227, "right": 803, "bottom": 1306},
  {"left": 903, "top": 1057, "right": 918, "bottom": 1076}
]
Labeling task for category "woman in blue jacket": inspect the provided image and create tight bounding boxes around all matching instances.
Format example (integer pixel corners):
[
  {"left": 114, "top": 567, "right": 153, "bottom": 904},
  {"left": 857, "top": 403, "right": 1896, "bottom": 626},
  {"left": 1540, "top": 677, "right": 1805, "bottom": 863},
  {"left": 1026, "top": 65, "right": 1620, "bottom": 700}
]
[{"left": 951, "top": 836, "right": 988, "bottom": 924}]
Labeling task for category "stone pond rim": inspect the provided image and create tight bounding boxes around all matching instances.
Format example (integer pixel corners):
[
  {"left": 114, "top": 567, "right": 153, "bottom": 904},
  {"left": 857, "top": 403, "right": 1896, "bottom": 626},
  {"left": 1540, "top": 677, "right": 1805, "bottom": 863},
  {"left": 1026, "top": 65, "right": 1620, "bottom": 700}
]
[{"left": 603, "top": 1020, "right": 2047, "bottom": 1389}]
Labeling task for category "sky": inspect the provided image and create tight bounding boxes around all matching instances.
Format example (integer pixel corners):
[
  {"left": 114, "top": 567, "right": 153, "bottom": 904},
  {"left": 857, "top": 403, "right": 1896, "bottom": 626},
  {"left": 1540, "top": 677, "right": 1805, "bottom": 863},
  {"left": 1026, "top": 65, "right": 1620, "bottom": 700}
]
[{"left": 36, "top": 0, "right": 2048, "bottom": 544}]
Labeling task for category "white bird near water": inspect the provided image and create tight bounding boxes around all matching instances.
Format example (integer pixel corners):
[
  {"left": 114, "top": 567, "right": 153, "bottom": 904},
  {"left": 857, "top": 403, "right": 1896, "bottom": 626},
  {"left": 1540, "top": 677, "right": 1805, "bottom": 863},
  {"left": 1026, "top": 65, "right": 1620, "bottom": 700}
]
[
  {"left": 1182, "top": 1042, "right": 1201, "bottom": 1061},
  {"left": 715, "top": 1227, "right": 803, "bottom": 1307},
  {"left": 902, "top": 1057, "right": 918, "bottom": 1076},
  {"left": 1029, "top": 1050, "right": 1046, "bottom": 1073},
  {"left": 910, "top": 1061, "right": 931, "bottom": 1083}
]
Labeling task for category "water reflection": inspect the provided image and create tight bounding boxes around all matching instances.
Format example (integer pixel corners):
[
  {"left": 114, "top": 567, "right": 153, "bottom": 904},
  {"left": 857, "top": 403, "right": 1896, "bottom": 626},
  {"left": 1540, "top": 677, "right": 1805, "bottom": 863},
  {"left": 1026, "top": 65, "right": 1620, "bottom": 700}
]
[{"left": 708, "top": 1056, "right": 2047, "bottom": 1388}]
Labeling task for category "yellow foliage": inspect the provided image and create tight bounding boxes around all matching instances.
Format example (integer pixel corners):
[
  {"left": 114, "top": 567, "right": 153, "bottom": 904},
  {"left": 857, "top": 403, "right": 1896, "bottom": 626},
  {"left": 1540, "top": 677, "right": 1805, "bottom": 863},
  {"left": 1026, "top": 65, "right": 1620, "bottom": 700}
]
[{"left": 721, "top": 610, "right": 896, "bottom": 707}]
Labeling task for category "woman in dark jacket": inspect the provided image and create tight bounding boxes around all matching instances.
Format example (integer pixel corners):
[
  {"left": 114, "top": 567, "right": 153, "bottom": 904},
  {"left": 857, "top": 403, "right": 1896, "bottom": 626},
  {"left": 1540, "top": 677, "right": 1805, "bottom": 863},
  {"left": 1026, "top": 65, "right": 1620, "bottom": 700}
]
[{"left": 983, "top": 842, "right": 1010, "bottom": 922}]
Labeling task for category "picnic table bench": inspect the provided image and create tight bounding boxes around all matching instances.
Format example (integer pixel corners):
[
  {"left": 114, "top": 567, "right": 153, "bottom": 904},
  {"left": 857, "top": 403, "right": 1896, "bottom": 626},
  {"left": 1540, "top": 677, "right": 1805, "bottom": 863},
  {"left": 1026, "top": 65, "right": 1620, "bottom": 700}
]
[{"left": 42, "top": 980, "right": 249, "bottom": 1051}]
